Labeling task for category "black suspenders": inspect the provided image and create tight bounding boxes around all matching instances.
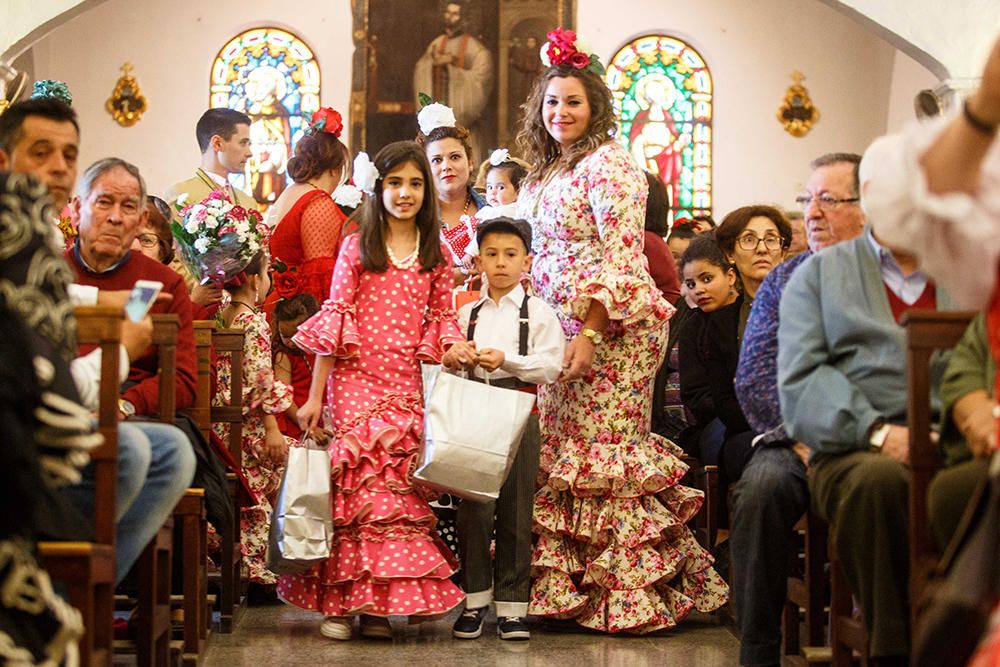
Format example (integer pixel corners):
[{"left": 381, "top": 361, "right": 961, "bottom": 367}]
[{"left": 466, "top": 293, "right": 530, "bottom": 356}]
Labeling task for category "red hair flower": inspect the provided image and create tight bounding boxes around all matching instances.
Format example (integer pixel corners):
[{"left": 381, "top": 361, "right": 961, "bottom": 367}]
[
  {"left": 309, "top": 107, "right": 343, "bottom": 138},
  {"left": 540, "top": 27, "right": 606, "bottom": 75},
  {"left": 273, "top": 270, "right": 300, "bottom": 298},
  {"left": 569, "top": 51, "right": 591, "bottom": 69}
]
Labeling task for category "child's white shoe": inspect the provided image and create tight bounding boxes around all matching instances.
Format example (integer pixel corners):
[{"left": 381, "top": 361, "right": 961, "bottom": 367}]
[{"left": 320, "top": 616, "right": 353, "bottom": 640}]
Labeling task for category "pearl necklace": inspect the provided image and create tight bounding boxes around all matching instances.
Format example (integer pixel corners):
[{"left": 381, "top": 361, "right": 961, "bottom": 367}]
[{"left": 386, "top": 230, "right": 421, "bottom": 270}]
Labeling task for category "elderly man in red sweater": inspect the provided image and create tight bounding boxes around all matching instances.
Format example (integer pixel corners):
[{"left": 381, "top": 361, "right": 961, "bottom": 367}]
[{"left": 66, "top": 158, "right": 196, "bottom": 416}]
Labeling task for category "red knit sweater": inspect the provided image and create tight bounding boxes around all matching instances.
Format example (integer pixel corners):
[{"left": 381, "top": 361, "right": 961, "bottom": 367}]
[{"left": 67, "top": 247, "right": 197, "bottom": 415}]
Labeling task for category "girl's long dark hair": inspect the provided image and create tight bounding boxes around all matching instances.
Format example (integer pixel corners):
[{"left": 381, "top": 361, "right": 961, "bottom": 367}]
[{"left": 355, "top": 141, "right": 445, "bottom": 273}]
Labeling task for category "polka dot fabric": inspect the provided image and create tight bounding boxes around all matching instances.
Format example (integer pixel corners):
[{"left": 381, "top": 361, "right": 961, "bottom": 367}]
[{"left": 279, "top": 234, "right": 465, "bottom": 617}]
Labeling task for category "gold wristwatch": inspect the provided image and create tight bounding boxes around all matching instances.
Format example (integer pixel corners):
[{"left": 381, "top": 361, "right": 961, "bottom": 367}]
[{"left": 580, "top": 328, "right": 604, "bottom": 346}]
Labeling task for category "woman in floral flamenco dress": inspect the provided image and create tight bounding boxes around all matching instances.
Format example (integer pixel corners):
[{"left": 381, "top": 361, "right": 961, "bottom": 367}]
[
  {"left": 214, "top": 251, "right": 295, "bottom": 584},
  {"left": 516, "top": 29, "right": 729, "bottom": 633},
  {"left": 278, "top": 141, "right": 465, "bottom": 641}
]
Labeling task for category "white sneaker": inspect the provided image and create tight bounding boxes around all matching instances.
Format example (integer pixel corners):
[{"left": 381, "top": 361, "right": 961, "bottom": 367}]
[
  {"left": 359, "top": 615, "right": 393, "bottom": 639},
  {"left": 320, "top": 616, "right": 353, "bottom": 640}
]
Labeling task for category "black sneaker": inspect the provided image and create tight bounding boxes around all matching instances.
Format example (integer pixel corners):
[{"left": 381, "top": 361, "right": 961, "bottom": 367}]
[
  {"left": 497, "top": 616, "right": 530, "bottom": 641},
  {"left": 452, "top": 606, "right": 487, "bottom": 639}
]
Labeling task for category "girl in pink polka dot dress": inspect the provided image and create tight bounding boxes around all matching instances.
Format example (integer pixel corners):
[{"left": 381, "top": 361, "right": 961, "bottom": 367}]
[{"left": 279, "top": 141, "right": 465, "bottom": 640}]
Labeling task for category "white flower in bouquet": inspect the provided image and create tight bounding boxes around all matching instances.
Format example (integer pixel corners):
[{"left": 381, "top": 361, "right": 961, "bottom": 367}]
[
  {"left": 333, "top": 183, "right": 363, "bottom": 208},
  {"left": 417, "top": 103, "right": 456, "bottom": 135},
  {"left": 171, "top": 190, "right": 268, "bottom": 284},
  {"left": 175, "top": 193, "right": 189, "bottom": 207},
  {"left": 353, "top": 152, "right": 380, "bottom": 195}
]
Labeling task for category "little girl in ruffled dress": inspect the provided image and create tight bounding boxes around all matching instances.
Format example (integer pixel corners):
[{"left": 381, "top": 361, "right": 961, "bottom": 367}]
[
  {"left": 278, "top": 141, "right": 465, "bottom": 641},
  {"left": 214, "top": 251, "right": 295, "bottom": 586}
]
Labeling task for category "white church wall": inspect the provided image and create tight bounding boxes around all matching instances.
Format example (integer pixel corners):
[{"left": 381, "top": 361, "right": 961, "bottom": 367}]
[
  {"left": 579, "top": 0, "right": 898, "bottom": 213},
  {"left": 27, "top": 0, "right": 941, "bottom": 213},
  {"left": 823, "top": 0, "right": 1000, "bottom": 81},
  {"left": 29, "top": 0, "right": 353, "bottom": 198},
  {"left": 884, "top": 50, "right": 941, "bottom": 134}
]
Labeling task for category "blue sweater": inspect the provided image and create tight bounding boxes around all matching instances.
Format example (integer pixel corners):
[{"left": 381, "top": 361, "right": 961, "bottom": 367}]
[
  {"left": 735, "top": 251, "right": 811, "bottom": 439},
  {"left": 777, "top": 230, "right": 953, "bottom": 457}
]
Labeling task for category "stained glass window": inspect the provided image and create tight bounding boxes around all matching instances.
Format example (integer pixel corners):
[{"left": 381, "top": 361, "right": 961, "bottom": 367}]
[
  {"left": 210, "top": 28, "right": 320, "bottom": 206},
  {"left": 606, "top": 35, "right": 712, "bottom": 221}
]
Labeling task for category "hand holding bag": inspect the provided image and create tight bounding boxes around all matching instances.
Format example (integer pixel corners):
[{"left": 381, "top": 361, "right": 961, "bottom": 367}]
[
  {"left": 266, "top": 435, "right": 334, "bottom": 575},
  {"left": 415, "top": 370, "right": 535, "bottom": 502}
]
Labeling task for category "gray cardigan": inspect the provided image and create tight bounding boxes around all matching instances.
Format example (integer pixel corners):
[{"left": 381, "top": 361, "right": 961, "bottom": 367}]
[{"left": 777, "top": 229, "right": 954, "bottom": 457}]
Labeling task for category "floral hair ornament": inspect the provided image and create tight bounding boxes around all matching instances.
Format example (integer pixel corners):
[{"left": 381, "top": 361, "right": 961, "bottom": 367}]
[
  {"left": 539, "top": 27, "right": 605, "bottom": 76},
  {"left": 333, "top": 182, "right": 363, "bottom": 208},
  {"left": 32, "top": 79, "right": 73, "bottom": 106},
  {"left": 352, "top": 152, "right": 379, "bottom": 195},
  {"left": 417, "top": 100, "right": 457, "bottom": 135},
  {"left": 489, "top": 148, "right": 510, "bottom": 166},
  {"left": 307, "top": 107, "right": 344, "bottom": 138}
]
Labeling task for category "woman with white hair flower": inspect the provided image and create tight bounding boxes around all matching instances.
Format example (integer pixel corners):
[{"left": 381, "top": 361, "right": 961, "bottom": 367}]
[{"left": 415, "top": 102, "right": 487, "bottom": 285}]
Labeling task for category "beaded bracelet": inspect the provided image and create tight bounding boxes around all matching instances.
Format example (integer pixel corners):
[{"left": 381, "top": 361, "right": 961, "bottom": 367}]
[{"left": 963, "top": 99, "right": 998, "bottom": 135}]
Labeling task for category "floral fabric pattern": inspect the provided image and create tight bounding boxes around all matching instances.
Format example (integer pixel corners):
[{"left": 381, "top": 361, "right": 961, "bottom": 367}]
[
  {"left": 213, "top": 309, "right": 294, "bottom": 584},
  {"left": 278, "top": 235, "right": 465, "bottom": 617},
  {"left": 519, "top": 142, "right": 728, "bottom": 633}
]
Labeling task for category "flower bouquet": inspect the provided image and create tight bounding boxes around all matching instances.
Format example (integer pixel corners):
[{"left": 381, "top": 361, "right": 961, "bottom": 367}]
[{"left": 170, "top": 190, "right": 268, "bottom": 285}]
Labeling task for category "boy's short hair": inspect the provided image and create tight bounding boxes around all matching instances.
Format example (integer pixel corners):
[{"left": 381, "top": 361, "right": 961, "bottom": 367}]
[
  {"left": 196, "top": 108, "right": 251, "bottom": 153},
  {"left": 476, "top": 217, "right": 532, "bottom": 253}
]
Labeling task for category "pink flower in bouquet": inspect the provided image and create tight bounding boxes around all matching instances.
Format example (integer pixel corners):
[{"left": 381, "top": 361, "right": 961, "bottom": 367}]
[
  {"left": 218, "top": 224, "right": 237, "bottom": 236},
  {"left": 206, "top": 189, "right": 226, "bottom": 202},
  {"left": 229, "top": 206, "right": 248, "bottom": 222}
]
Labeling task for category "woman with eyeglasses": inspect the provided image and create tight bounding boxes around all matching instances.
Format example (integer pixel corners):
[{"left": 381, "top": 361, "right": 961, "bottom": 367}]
[
  {"left": 131, "top": 196, "right": 175, "bottom": 264},
  {"left": 678, "top": 206, "right": 791, "bottom": 490}
]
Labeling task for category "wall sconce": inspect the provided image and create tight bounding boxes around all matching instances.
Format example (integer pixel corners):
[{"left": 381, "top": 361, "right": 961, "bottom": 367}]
[
  {"left": 777, "top": 71, "right": 819, "bottom": 137},
  {"left": 106, "top": 62, "right": 147, "bottom": 127}
]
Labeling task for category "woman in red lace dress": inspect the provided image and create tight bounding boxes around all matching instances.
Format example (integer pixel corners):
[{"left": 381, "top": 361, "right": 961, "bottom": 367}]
[{"left": 266, "top": 108, "right": 351, "bottom": 311}]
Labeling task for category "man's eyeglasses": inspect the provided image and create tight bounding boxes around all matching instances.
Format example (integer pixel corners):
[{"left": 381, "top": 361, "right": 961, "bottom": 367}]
[
  {"left": 795, "top": 193, "right": 860, "bottom": 211},
  {"left": 136, "top": 233, "right": 161, "bottom": 248},
  {"left": 737, "top": 234, "right": 785, "bottom": 252}
]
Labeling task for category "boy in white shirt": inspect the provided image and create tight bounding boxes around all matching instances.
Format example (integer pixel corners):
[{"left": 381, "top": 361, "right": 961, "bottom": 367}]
[{"left": 442, "top": 217, "right": 565, "bottom": 641}]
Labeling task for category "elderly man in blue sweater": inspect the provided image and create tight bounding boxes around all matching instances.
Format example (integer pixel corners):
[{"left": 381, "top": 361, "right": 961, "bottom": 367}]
[{"left": 730, "top": 152, "right": 864, "bottom": 667}]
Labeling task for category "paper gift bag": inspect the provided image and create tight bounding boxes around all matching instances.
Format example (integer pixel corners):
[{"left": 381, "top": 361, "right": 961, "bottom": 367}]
[
  {"left": 266, "top": 436, "right": 333, "bottom": 575},
  {"left": 415, "top": 371, "right": 535, "bottom": 502}
]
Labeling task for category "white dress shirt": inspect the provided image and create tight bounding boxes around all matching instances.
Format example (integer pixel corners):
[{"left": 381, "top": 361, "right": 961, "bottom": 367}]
[
  {"left": 863, "top": 115, "right": 1000, "bottom": 310},
  {"left": 866, "top": 229, "right": 930, "bottom": 305},
  {"left": 66, "top": 281, "right": 130, "bottom": 410},
  {"left": 456, "top": 283, "right": 565, "bottom": 385}
]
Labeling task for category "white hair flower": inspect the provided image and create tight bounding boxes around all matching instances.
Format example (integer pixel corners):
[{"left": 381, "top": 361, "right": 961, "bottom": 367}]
[
  {"left": 489, "top": 148, "right": 510, "bottom": 166},
  {"left": 539, "top": 42, "right": 552, "bottom": 68},
  {"left": 353, "top": 152, "right": 380, "bottom": 195},
  {"left": 417, "top": 103, "right": 457, "bottom": 135},
  {"left": 333, "top": 183, "right": 364, "bottom": 208}
]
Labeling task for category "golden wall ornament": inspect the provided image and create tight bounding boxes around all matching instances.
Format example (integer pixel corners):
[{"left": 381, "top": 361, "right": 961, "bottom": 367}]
[
  {"left": 106, "top": 63, "right": 147, "bottom": 127},
  {"left": 777, "top": 71, "right": 818, "bottom": 137}
]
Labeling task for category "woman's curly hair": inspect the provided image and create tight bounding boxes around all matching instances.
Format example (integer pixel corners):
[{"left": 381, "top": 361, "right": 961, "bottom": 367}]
[{"left": 516, "top": 64, "right": 617, "bottom": 186}]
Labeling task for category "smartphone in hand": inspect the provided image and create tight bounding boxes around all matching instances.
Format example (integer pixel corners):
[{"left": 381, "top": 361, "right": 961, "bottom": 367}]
[{"left": 124, "top": 280, "right": 163, "bottom": 322}]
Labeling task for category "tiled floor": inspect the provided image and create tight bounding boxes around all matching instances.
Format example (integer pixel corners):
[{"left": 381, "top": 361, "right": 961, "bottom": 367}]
[{"left": 202, "top": 604, "right": 740, "bottom": 666}]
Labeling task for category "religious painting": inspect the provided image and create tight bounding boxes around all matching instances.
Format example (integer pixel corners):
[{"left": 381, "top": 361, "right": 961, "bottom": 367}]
[
  {"left": 210, "top": 28, "right": 321, "bottom": 207},
  {"left": 606, "top": 35, "right": 713, "bottom": 222},
  {"left": 350, "top": 0, "right": 575, "bottom": 162}
]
